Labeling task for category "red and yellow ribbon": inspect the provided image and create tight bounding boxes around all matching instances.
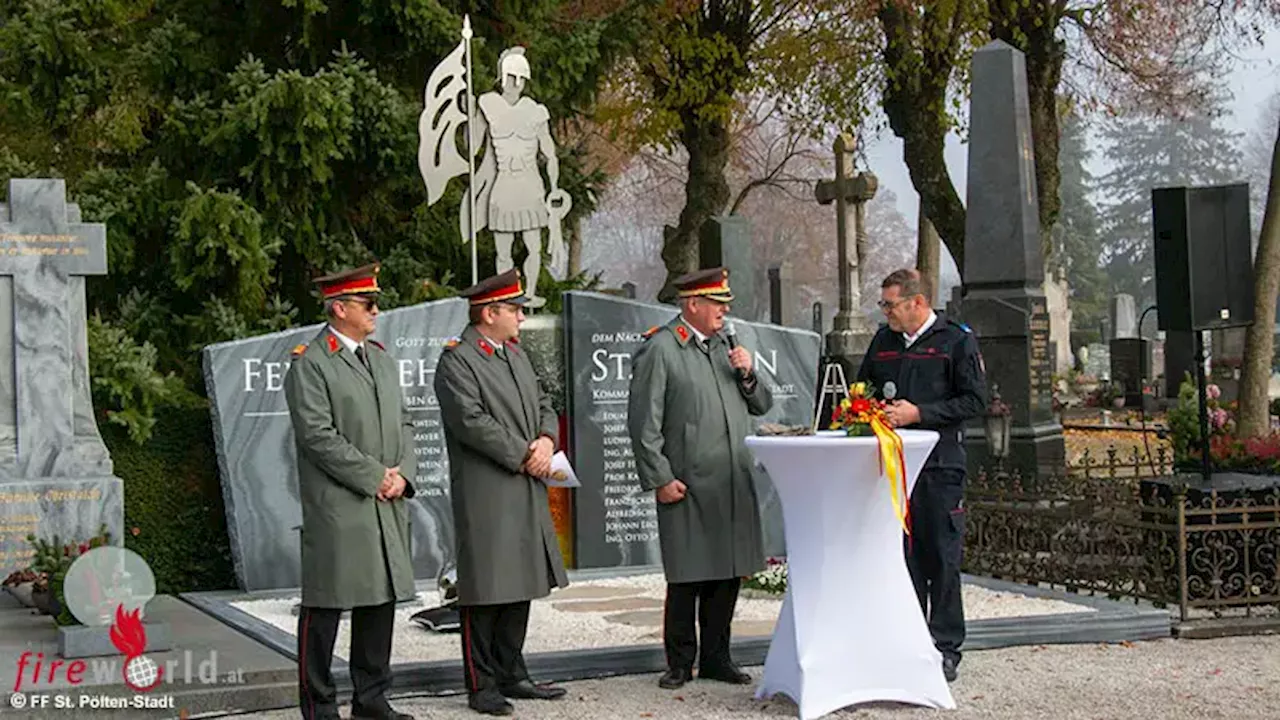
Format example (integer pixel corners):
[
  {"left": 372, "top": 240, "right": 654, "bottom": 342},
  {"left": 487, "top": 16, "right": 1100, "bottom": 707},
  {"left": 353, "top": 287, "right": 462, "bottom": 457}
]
[{"left": 869, "top": 415, "right": 911, "bottom": 536}]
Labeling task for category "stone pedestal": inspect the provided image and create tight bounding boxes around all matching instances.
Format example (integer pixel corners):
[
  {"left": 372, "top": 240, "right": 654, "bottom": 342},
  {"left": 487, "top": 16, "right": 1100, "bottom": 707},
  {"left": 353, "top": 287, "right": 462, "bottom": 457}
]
[{"left": 961, "top": 291, "right": 1064, "bottom": 477}]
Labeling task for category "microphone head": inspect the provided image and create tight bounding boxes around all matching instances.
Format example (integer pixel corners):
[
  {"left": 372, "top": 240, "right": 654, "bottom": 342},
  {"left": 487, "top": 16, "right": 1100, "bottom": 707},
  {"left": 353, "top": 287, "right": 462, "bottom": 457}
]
[
  {"left": 725, "top": 321, "right": 737, "bottom": 336},
  {"left": 883, "top": 381, "right": 897, "bottom": 400}
]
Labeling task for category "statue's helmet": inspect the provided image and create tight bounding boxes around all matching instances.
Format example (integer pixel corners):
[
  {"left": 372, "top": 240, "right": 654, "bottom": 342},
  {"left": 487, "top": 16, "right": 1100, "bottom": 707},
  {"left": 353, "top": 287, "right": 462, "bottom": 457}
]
[{"left": 499, "top": 47, "right": 531, "bottom": 82}]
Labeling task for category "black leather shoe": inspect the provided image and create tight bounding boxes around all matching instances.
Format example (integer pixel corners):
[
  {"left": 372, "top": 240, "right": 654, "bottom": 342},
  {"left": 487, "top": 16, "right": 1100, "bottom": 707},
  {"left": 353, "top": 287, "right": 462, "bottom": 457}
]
[
  {"left": 351, "top": 702, "right": 415, "bottom": 720},
  {"left": 942, "top": 656, "right": 958, "bottom": 683},
  {"left": 467, "top": 691, "right": 514, "bottom": 716},
  {"left": 498, "top": 679, "right": 567, "bottom": 700},
  {"left": 658, "top": 667, "right": 692, "bottom": 689},
  {"left": 699, "top": 664, "right": 752, "bottom": 684}
]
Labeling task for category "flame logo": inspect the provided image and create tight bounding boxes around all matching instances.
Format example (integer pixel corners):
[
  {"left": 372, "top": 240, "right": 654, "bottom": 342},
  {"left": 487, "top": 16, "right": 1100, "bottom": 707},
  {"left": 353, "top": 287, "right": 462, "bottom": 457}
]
[{"left": 109, "top": 604, "right": 163, "bottom": 692}]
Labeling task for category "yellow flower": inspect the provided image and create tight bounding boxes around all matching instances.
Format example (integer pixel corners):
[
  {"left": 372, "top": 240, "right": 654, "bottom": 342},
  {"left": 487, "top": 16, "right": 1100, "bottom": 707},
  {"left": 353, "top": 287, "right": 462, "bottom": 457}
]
[
  {"left": 839, "top": 398, "right": 851, "bottom": 410},
  {"left": 851, "top": 382, "right": 866, "bottom": 397}
]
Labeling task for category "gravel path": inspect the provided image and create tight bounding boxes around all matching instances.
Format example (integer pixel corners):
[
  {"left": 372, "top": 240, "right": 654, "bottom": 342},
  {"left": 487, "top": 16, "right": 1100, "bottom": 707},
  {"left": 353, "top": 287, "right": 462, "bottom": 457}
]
[
  {"left": 230, "top": 574, "right": 1091, "bottom": 663},
  {"left": 241, "top": 635, "right": 1280, "bottom": 720}
]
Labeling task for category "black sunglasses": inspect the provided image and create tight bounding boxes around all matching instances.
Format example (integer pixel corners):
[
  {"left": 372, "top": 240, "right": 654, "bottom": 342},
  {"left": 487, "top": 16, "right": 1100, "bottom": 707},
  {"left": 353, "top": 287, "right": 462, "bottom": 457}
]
[{"left": 343, "top": 296, "right": 378, "bottom": 311}]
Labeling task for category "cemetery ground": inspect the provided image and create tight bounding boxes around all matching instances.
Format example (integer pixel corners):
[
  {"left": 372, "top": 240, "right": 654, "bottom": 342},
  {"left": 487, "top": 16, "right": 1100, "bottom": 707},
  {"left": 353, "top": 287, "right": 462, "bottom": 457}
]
[
  {"left": 244, "top": 634, "right": 1280, "bottom": 720},
  {"left": 3, "top": 421, "right": 1269, "bottom": 720}
]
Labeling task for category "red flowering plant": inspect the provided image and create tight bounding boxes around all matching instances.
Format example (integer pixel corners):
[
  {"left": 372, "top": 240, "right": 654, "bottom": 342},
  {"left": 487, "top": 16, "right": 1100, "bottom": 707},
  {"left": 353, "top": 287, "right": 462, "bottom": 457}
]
[{"left": 829, "top": 382, "right": 889, "bottom": 436}]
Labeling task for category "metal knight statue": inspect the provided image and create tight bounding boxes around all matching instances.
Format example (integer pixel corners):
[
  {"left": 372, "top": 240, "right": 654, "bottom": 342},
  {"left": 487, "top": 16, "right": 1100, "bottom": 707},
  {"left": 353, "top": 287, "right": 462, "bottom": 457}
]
[{"left": 417, "top": 17, "right": 570, "bottom": 308}]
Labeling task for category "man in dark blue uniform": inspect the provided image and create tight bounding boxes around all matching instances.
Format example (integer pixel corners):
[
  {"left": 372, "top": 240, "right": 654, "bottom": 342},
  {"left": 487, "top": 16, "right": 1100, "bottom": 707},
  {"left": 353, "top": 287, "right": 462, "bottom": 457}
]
[{"left": 856, "top": 268, "right": 988, "bottom": 683}]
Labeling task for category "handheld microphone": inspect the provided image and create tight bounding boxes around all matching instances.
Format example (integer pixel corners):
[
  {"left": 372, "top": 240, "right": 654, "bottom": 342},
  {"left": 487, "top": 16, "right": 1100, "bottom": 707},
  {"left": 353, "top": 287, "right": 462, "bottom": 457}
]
[
  {"left": 725, "top": 321, "right": 746, "bottom": 382},
  {"left": 883, "top": 381, "right": 897, "bottom": 402}
]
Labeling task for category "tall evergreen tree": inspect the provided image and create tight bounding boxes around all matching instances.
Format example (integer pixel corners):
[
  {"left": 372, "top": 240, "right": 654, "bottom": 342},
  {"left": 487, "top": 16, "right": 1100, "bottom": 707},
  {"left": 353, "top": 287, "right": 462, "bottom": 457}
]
[
  {"left": 1053, "top": 110, "right": 1106, "bottom": 344},
  {"left": 1097, "top": 91, "right": 1243, "bottom": 312},
  {"left": 0, "top": 0, "right": 643, "bottom": 439}
]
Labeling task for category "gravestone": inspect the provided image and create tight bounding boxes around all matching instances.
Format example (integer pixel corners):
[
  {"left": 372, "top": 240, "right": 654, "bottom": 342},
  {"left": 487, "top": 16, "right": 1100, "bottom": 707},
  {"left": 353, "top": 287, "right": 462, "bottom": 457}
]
[
  {"left": 815, "top": 133, "right": 879, "bottom": 377},
  {"left": 699, "top": 216, "right": 757, "bottom": 321},
  {"left": 1109, "top": 338, "right": 1151, "bottom": 406},
  {"left": 768, "top": 264, "right": 792, "bottom": 326},
  {"left": 202, "top": 298, "right": 469, "bottom": 591},
  {"left": 1164, "top": 331, "right": 1199, "bottom": 398},
  {"left": 1110, "top": 294, "right": 1138, "bottom": 339},
  {"left": 958, "top": 41, "right": 1065, "bottom": 476},
  {"left": 1150, "top": 336, "right": 1167, "bottom": 395},
  {"left": 1210, "top": 327, "right": 1246, "bottom": 402},
  {"left": 1043, "top": 270, "right": 1073, "bottom": 373},
  {"left": 0, "top": 179, "right": 123, "bottom": 579},
  {"left": 563, "top": 292, "right": 821, "bottom": 569},
  {"left": 1084, "top": 343, "right": 1111, "bottom": 381}
]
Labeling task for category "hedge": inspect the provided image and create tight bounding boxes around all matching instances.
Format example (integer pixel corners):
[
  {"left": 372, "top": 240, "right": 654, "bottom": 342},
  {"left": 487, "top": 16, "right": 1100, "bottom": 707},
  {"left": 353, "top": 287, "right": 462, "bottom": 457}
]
[{"left": 104, "top": 402, "right": 237, "bottom": 595}]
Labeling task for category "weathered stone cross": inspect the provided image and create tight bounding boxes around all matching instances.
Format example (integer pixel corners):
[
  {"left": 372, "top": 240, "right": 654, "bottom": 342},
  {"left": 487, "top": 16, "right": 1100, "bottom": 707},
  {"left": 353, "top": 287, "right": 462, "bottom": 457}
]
[
  {"left": 815, "top": 133, "right": 879, "bottom": 347},
  {"left": 0, "top": 179, "right": 111, "bottom": 479}
]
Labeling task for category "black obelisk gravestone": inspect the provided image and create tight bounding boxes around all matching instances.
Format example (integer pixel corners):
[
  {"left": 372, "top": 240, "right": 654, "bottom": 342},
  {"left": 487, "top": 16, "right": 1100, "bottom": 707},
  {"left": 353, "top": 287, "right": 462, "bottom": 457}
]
[{"left": 959, "top": 41, "right": 1065, "bottom": 477}]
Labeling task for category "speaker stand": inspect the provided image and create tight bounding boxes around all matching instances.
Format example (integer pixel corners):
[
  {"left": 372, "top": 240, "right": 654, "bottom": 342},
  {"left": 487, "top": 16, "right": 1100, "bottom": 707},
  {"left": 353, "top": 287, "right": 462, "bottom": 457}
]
[{"left": 1194, "top": 330, "right": 1213, "bottom": 482}]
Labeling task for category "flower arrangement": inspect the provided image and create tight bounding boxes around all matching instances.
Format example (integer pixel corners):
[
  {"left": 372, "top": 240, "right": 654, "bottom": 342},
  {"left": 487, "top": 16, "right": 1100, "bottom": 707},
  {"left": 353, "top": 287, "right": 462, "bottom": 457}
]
[
  {"left": 827, "top": 382, "right": 911, "bottom": 535},
  {"left": 829, "top": 382, "right": 889, "bottom": 436},
  {"left": 743, "top": 557, "right": 788, "bottom": 595}
]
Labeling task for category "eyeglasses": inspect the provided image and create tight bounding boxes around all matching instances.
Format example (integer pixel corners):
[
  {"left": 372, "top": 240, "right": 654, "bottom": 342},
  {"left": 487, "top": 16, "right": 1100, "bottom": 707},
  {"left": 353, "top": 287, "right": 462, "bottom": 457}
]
[
  {"left": 343, "top": 296, "right": 378, "bottom": 311},
  {"left": 877, "top": 298, "right": 910, "bottom": 311}
]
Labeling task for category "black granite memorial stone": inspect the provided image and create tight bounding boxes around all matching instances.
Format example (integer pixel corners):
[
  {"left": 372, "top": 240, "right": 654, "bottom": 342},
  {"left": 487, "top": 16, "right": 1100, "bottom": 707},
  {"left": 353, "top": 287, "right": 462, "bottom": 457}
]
[
  {"left": 958, "top": 40, "right": 1065, "bottom": 477},
  {"left": 1110, "top": 338, "right": 1152, "bottom": 406}
]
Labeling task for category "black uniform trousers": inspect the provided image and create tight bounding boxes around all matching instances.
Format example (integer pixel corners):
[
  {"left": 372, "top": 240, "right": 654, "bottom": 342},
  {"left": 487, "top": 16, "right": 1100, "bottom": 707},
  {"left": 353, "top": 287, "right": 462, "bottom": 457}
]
[
  {"left": 297, "top": 601, "right": 396, "bottom": 720},
  {"left": 663, "top": 577, "right": 742, "bottom": 673},
  {"left": 905, "top": 467, "right": 967, "bottom": 664},
  {"left": 460, "top": 602, "right": 533, "bottom": 694}
]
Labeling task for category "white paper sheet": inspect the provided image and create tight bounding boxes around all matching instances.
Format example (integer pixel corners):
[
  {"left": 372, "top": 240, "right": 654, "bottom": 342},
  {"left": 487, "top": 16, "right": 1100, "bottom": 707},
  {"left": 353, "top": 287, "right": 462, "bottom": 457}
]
[{"left": 539, "top": 451, "right": 580, "bottom": 488}]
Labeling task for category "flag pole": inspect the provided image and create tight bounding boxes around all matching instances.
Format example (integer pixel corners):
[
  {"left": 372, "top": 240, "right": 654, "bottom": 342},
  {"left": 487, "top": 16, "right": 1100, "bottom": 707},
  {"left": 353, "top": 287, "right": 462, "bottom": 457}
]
[{"left": 462, "top": 15, "right": 478, "bottom": 286}]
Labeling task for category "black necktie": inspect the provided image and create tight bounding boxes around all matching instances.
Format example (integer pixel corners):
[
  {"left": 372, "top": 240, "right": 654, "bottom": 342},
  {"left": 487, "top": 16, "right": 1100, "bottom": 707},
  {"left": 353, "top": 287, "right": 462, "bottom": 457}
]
[{"left": 355, "top": 345, "right": 371, "bottom": 372}]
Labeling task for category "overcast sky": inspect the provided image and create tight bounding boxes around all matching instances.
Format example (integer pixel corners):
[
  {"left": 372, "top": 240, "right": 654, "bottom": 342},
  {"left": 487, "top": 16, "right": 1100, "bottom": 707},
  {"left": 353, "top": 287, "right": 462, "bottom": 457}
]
[{"left": 863, "top": 28, "right": 1280, "bottom": 235}]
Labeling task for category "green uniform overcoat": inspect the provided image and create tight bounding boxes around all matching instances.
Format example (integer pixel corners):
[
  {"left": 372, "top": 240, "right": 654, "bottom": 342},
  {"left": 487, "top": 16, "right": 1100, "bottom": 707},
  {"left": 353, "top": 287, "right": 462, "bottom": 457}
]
[
  {"left": 284, "top": 326, "right": 418, "bottom": 610},
  {"left": 434, "top": 325, "right": 570, "bottom": 606},
  {"left": 627, "top": 316, "right": 774, "bottom": 584}
]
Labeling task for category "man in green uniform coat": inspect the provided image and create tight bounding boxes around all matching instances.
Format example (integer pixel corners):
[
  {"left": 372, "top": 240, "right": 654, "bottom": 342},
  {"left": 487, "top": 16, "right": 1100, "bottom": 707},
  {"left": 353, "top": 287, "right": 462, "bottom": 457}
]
[
  {"left": 434, "top": 268, "right": 570, "bottom": 717},
  {"left": 627, "top": 267, "right": 774, "bottom": 690},
  {"left": 284, "top": 264, "right": 417, "bottom": 720}
]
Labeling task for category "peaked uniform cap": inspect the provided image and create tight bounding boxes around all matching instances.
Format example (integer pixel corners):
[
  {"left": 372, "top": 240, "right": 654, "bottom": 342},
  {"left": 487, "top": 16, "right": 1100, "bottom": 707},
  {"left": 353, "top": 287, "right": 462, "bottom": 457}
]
[
  {"left": 674, "top": 266, "right": 733, "bottom": 302},
  {"left": 314, "top": 263, "right": 381, "bottom": 300},
  {"left": 459, "top": 268, "right": 529, "bottom": 306}
]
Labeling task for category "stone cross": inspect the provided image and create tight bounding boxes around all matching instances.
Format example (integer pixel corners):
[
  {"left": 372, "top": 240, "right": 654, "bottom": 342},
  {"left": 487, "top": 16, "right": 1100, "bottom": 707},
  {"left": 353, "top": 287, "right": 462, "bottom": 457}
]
[
  {"left": 0, "top": 179, "right": 111, "bottom": 479},
  {"left": 815, "top": 133, "right": 878, "bottom": 365}
]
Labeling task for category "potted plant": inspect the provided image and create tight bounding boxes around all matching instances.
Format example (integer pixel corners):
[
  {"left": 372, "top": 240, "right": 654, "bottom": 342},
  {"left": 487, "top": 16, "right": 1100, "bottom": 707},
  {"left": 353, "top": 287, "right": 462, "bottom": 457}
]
[{"left": 22, "top": 525, "right": 112, "bottom": 627}]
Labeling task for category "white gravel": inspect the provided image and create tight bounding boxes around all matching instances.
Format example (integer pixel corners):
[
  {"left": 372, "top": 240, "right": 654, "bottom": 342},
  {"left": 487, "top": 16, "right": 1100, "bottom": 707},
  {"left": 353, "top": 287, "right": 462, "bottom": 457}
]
[
  {"left": 230, "top": 573, "right": 1091, "bottom": 663},
  {"left": 236, "top": 635, "right": 1280, "bottom": 720}
]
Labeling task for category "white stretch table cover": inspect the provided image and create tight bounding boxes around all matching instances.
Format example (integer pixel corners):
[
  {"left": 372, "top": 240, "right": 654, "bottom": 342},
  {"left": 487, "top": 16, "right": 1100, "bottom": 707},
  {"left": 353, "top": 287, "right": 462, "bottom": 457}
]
[{"left": 745, "top": 430, "right": 955, "bottom": 719}]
